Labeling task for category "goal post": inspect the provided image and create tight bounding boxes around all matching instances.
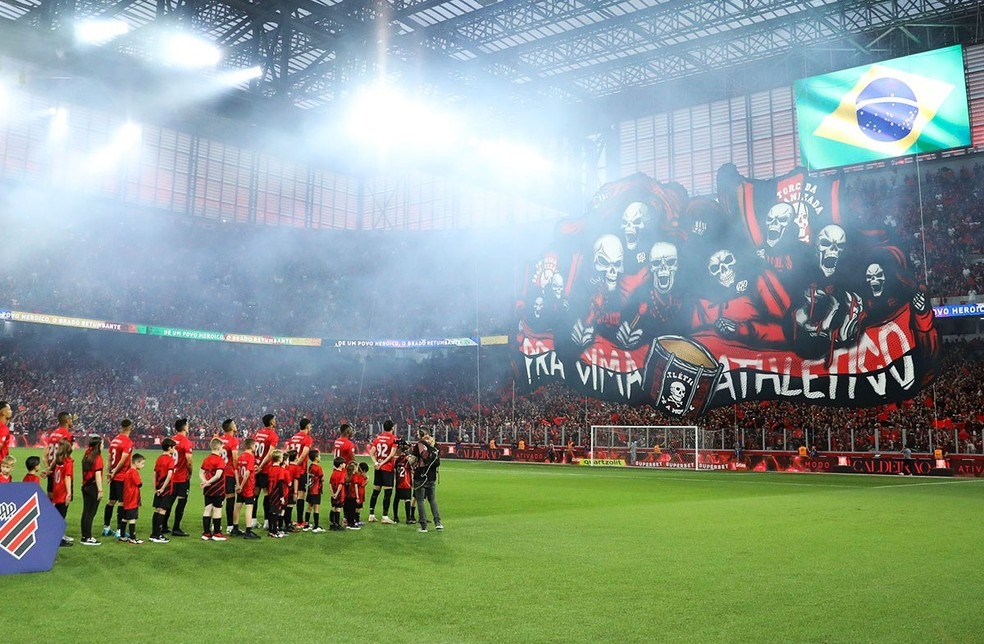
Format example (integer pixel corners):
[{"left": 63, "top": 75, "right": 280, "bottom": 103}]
[{"left": 588, "top": 425, "right": 701, "bottom": 468}]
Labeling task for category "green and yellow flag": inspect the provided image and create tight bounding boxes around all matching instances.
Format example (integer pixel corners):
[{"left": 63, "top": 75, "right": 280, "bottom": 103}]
[{"left": 795, "top": 45, "right": 970, "bottom": 169}]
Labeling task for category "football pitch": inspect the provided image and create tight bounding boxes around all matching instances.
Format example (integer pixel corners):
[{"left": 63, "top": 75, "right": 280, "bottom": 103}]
[{"left": 3, "top": 448, "right": 983, "bottom": 643}]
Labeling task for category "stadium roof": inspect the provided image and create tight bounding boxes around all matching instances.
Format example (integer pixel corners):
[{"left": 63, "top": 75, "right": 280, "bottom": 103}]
[{"left": 0, "top": 0, "right": 981, "bottom": 141}]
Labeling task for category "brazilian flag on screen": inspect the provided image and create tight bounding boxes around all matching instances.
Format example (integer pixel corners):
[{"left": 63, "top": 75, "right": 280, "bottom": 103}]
[{"left": 795, "top": 45, "right": 971, "bottom": 170}]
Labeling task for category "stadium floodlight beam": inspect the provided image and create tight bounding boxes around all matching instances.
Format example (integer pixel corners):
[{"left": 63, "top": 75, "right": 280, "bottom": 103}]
[
  {"left": 48, "top": 107, "right": 69, "bottom": 140},
  {"left": 476, "top": 138, "right": 552, "bottom": 181},
  {"left": 219, "top": 66, "right": 263, "bottom": 86},
  {"left": 117, "top": 121, "right": 142, "bottom": 147},
  {"left": 161, "top": 33, "right": 222, "bottom": 69},
  {"left": 345, "top": 84, "right": 461, "bottom": 158},
  {"left": 74, "top": 19, "right": 130, "bottom": 46}
]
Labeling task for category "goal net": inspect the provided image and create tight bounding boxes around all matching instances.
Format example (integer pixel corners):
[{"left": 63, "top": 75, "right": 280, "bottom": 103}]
[{"left": 589, "top": 425, "right": 708, "bottom": 469}]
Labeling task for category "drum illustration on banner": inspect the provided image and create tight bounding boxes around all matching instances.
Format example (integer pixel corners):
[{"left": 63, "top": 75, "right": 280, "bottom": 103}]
[{"left": 646, "top": 336, "right": 723, "bottom": 416}]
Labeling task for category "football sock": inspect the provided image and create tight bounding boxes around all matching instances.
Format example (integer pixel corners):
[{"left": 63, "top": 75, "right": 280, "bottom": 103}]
[
  {"left": 284, "top": 507, "right": 293, "bottom": 526},
  {"left": 151, "top": 513, "right": 161, "bottom": 537},
  {"left": 369, "top": 490, "right": 380, "bottom": 513},
  {"left": 128, "top": 524, "right": 135, "bottom": 539},
  {"left": 117, "top": 506, "right": 125, "bottom": 534},
  {"left": 305, "top": 511, "right": 311, "bottom": 524},
  {"left": 405, "top": 501, "right": 412, "bottom": 520},
  {"left": 296, "top": 499, "right": 305, "bottom": 522},
  {"left": 202, "top": 516, "right": 211, "bottom": 534},
  {"left": 313, "top": 513, "right": 320, "bottom": 528},
  {"left": 382, "top": 489, "right": 392, "bottom": 514},
  {"left": 103, "top": 504, "right": 113, "bottom": 528},
  {"left": 355, "top": 511, "right": 361, "bottom": 524},
  {"left": 262, "top": 495, "right": 270, "bottom": 522},
  {"left": 225, "top": 497, "right": 235, "bottom": 526},
  {"left": 212, "top": 518, "right": 222, "bottom": 535},
  {"left": 174, "top": 497, "right": 187, "bottom": 530}
]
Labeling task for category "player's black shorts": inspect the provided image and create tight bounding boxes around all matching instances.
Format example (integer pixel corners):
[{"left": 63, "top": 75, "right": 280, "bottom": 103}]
[
  {"left": 395, "top": 488, "right": 412, "bottom": 501},
  {"left": 306, "top": 493, "right": 321, "bottom": 505},
  {"left": 109, "top": 480, "right": 125, "bottom": 503},
  {"left": 295, "top": 473, "right": 308, "bottom": 493},
  {"left": 373, "top": 470, "right": 394, "bottom": 488},
  {"left": 172, "top": 481, "right": 190, "bottom": 497},
  {"left": 225, "top": 477, "right": 236, "bottom": 494},
  {"left": 204, "top": 494, "right": 224, "bottom": 509},
  {"left": 152, "top": 494, "right": 175, "bottom": 511},
  {"left": 331, "top": 501, "right": 344, "bottom": 510},
  {"left": 121, "top": 508, "right": 138, "bottom": 521},
  {"left": 255, "top": 472, "right": 269, "bottom": 490},
  {"left": 236, "top": 493, "right": 255, "bottom": 505}
]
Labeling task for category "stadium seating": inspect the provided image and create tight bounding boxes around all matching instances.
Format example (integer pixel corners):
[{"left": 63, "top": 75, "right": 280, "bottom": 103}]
[{"left": 1, "top": 162, "right": 982, "bottom": 454}]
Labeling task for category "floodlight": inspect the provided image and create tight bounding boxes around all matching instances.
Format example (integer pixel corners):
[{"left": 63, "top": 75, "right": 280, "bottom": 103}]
[
  {"left": 219, "top": 66, "right": 264, "bottom": 86},
  {"left": 75, "top": 19, "right": 130, "bottom": 46},
  {"left": 116, "top": 121, "right": 142, "bottom": 147},
  {"left": 477, "top": 139, "right": 552, "bottom": 179},
  {"left": 48, "top": 107, "right": 69, "bottom": 139},
  {"left": 162, "top": 33, "right": 222, "bottom": 69},
  {"left": 346, "top": 84, "right": 460, "bottom": 155}
]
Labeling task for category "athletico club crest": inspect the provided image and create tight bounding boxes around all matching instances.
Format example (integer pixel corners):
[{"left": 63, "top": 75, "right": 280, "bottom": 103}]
[
  {"left": 0, "top": 484, "right": 66, "bottom": 575},
  {"left": 0, "top": 493, "right": 40, "bottom": 560}
]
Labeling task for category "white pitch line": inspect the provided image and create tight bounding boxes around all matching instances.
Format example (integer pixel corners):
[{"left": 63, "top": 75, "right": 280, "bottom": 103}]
[
  {"left": 448, "top": 466, "right": 863, "bottom": 488},
  {"left": 869, "top": 478, "right": 984, "bottom": 490},
  {"left": 448, "top": 464, "right": 984, "bottom": 489}
]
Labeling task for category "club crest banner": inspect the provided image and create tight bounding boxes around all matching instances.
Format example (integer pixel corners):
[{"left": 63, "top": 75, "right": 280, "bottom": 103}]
[
  {"left": 513, "top": 167, "right": 939, "bottom": 417},
  {"left": 0, "top": 484, "right": 66, "bottom": 575}
]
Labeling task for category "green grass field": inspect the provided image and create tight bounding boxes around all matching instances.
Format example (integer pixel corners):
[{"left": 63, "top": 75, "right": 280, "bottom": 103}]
[{"left": 3, "top": 446, "right": 983, "bottom": 643}]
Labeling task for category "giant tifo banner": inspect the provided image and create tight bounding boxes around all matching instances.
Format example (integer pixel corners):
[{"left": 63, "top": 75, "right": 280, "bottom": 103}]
[{"left": 513, "top": 168, "right": 939, "bottom": 417}]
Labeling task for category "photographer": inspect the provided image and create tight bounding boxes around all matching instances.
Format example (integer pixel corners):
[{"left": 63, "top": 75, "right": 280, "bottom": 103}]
[{"left": 409, "top": 428, "right": 443, "bottom": 533}]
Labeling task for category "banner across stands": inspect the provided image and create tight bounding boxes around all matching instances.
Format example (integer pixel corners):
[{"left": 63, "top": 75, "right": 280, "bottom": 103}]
[{"left": 0, "top": 308, "right": 507, "bottom": 349}]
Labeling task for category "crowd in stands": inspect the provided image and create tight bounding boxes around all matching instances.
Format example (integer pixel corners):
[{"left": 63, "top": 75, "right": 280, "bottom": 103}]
[
  {"left": 3, "top": 159, "right": 983, "bottom": 345},
  {"left": 1, "top": 158, "right": 983, "bottom": 458},
  {"left": 1, "top": 328, "right": 981, "bottom": 456},
  {"left": 845, "top": 161, "right": 984, "bottom": 301},
  {"left": 0, "top": 211, "right": 530, "bottom": 339}
]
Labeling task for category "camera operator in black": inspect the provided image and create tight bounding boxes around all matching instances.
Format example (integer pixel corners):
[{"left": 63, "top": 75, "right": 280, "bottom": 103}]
[{"left": 410, "top": 428, "right": 442, "bottom": 533}]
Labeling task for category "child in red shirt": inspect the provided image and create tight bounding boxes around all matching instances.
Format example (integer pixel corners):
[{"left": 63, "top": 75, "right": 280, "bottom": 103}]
[
  {"left": 328, "top": 457, "right": 346, "bottom": 531},
  {"left": 305, "top": 450, "right": 325, "bottom": 533},
  {"left": 392, "top": 448, "right": 413, "bottom": 523},
  {"left": 49, "top": 440, "right": 74, "bottom": 547},
  {"left": 199, "top": 438, "right": 228, "bottom": 542},
  {"left": 233, "top": 437, "right": 260, "bottom": 540},
  {"left": 121, "top": 454, "right": 146, "bottom": 544},
  {"left": 354, "top": 462, "right": 369, "bottom": 527},
  {"left": 343, "top": 461, "right": 359, "bottom": 530},
  {"left": 0, "top": 455, "right": 13, "bottom": 483},
  {"left": 265, "top": 450, "right": 288, "bottom": 538},
  {"left": 22, "top": 456, "right": 42, "bottom": 486},
  {"left": 283, "top": 450, "right": 299, "bottom": 532}
]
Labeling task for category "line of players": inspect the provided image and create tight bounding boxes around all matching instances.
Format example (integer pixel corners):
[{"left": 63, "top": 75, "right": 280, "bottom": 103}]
[{"left": 1, "top": 411, "right": 428, "bottom": 544}]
